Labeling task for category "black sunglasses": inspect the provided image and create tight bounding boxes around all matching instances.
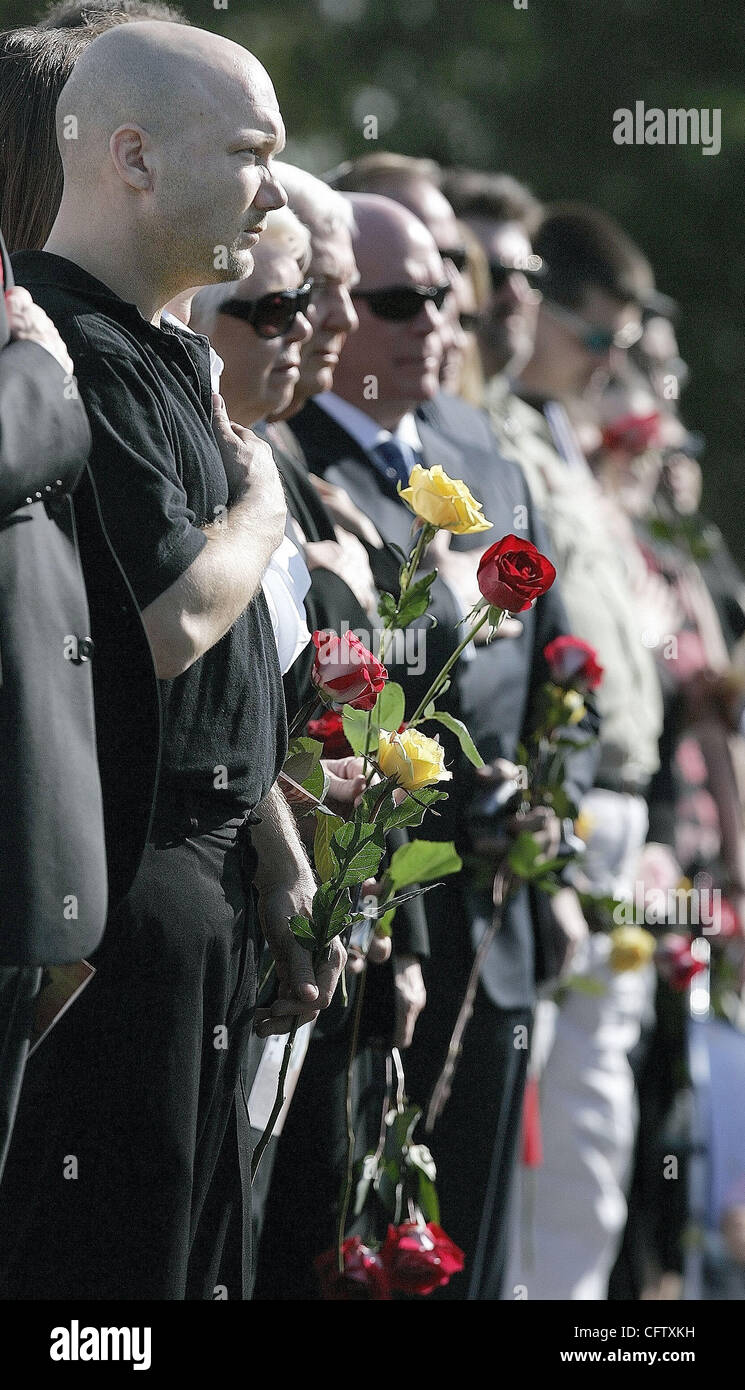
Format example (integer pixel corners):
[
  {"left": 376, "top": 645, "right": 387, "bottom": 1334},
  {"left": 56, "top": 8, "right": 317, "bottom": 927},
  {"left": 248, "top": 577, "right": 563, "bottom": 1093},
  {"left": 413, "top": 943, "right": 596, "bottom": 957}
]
[
  {"left": 489, "top": 256, "right": 546, "bottom": 294},
  {"left": 351, "top": 282, "right": 451, "bottom": 322},
  {"left": 439, "top": 246, "right": 468, "bottom": 273},
  {"left": 218, "top": 281, "right": 313, "bottom": 339}
]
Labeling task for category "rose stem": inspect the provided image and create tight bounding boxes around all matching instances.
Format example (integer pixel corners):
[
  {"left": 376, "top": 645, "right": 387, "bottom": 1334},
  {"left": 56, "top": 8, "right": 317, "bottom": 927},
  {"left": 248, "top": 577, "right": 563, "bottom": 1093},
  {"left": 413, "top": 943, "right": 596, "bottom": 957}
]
[{"left": 408, "top": 606, "right": 494, "bottom": 726}]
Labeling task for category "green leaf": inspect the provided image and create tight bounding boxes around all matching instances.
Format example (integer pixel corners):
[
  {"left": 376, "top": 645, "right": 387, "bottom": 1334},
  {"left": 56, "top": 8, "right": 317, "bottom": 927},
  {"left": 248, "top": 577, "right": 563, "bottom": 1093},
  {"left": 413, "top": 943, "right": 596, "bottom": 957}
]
[
  {"left": 393, "top": 570, "right": 437, "bottom": 630},
  {"left": 330, "top": 819, "right": 386, "bottom": 890},
  {"left": 387, "top": 839, "right": 462, "bottom": 889},
  {"left": 543, "top": 785, "right": 579, "bottom": 820},
  {"left": 386, "top": 1103, "right": 422, "bottom": 1157},
  {"left": 383, "top": 786, "right": 449, "bottom": 831},
  {"left": 373, "top": 681, "right": 405, "bottom": 736},
  {"left": 507, "top": 831, "right": 544, "bottom": 878},
  {"left": 375, "top": 1159, "right": 402, "bottom": 1218},
  {"left": 376, "top": 906, "right": 396, "bottom": 936},
  {"left": 313, "top": 809, "right": 344, "bottom": 882},
  {"left": 341, "top": 704, "right": 372, "bottom": 757},
  {"left": 311, "top": 882, "right": 352, "bottom": 944},
  {"left": 289, "top": 913, "right": 316, "bottom": 945},
  {"left": 416, "top": 1170, "right": 441, "bottom": 1226},
  {"left": 283, "top": 736, "right": 324, "bottom": 787},
  {"left": 425, "top": 710, "right": 484, "bottom": 768},
  {"left": 377, "top": 590, "right": 398, "bottom": 624}
]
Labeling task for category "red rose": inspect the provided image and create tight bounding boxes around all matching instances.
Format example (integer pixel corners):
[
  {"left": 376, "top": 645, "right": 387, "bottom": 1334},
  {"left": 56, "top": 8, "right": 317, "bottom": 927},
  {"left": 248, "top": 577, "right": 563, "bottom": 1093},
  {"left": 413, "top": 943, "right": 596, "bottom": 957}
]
[
  {"left": 656, "top": 933, "right": 706, "bottom": 992},
  {"left": 381, "top": 1222, "right": 465, "bottom": 1296},
  {"left": 307, "top": 709, "right": 353, "bottom": 759},
  {"left": 315, "top": 1236, "right": 391, "bottom": 1300},
  {"left": 543, "top": 635, "right": 604, "bottom": 691},
  {"left": 477, "top": 534, "right": 556, "bottom": 614},
  {"left": 601, "top": 411, "right": 661, "bottom": 455},
  {"left": 311, "top": 630, "right": 388, "bottom": 712}
]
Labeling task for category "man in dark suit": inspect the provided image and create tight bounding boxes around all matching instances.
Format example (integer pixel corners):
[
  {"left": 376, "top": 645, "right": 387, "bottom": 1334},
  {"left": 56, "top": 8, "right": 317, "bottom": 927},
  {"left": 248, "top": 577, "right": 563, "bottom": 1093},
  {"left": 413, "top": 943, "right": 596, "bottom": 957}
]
[
  {"left": 286, "top": 193, "right": 599, "bottom": 1298},
  {"left": 0, "top": 228, "right": 108, "bottom": 1177}
]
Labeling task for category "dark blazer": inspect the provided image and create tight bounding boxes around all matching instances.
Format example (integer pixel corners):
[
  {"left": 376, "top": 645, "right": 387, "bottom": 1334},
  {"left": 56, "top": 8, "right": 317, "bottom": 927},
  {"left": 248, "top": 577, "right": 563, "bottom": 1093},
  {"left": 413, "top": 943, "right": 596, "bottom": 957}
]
[
  {"left": 4, "top": 240, "right": 161, "bottom": 957},
  {"left": 0, "top": 232, "right": 107, "bottom": 964},
  {"left": 289, "top": 394, "right": 599, "bottom": 1008}
]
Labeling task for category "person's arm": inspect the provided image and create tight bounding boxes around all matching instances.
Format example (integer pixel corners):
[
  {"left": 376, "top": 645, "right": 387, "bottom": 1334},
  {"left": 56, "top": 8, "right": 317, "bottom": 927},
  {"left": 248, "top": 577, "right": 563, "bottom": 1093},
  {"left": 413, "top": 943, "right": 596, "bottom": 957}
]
[
  {"left": 142, "top": 396, "right": 286, "bottom": 678},
  {"left": 71, "top": 349, "right": 287, "bottom": 680},
  {"left": 0, "top": 289, "right": 90, "bottom": 517},
  {"left": 250, "top": 783, "right": 347, "bottom": 1035}
]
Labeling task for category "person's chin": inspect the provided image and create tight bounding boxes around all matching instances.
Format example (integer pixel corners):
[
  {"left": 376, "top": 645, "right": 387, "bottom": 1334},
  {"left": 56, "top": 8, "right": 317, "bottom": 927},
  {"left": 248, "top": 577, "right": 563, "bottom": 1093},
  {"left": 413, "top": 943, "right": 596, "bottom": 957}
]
[{"left": 299, "top": 364, "right": 333, "bottom": 398}]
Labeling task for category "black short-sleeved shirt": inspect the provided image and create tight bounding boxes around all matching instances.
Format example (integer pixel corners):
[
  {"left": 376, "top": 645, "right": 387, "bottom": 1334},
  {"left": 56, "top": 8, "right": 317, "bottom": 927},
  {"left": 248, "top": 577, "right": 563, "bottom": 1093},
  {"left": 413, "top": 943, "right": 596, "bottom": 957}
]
[{"left": 12, "top": 251, "right": 286, "bottom": 811}]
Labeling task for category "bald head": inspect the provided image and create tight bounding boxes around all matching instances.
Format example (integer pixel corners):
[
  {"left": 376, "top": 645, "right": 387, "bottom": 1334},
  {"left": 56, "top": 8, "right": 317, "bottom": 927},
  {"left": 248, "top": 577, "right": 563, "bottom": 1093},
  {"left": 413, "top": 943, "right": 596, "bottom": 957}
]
[
  {"left": 58, "top": 22, "right": 281, "bottom": 179},
  {"left": 46, "top": 20, "right": 287, "bottom": 315},
  {"left": 347, "top": 192, "right": 442, "bottom": 288},
  {"left": 330, "top": 193, "right": 447, "bottom": 426}
]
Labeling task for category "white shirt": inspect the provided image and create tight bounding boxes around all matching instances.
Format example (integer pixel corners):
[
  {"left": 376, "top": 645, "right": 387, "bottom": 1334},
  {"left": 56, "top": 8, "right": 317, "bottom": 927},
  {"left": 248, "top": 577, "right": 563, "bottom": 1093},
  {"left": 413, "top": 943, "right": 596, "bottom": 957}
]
[{"left": 315, "top": 391, "right": 423, "bottom": 462}]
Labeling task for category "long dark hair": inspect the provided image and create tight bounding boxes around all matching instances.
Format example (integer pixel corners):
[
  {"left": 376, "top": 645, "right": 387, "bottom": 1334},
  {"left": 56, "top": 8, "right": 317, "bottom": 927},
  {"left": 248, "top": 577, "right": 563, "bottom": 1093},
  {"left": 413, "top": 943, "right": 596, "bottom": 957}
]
[{"left": 0, "top": 27, "right": 93, "bottom": 252}]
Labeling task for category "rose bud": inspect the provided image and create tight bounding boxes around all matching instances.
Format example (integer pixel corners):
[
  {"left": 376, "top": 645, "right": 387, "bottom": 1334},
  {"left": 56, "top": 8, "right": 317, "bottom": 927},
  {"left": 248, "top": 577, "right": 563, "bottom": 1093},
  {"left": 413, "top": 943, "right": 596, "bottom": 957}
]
[
  {"left": 315, "top": 1236, "right": 391, "bottom": 1300},
  {"left": 377, "top": 727, "right": 452, "bottom": 791},
  {"left": 307, "top": 709, "right": 353, "bottom": 759},
  {"left": 311, "top": 630, "right": 387, "bottom": 712},
  {"left": 398, "top": 463, "right": 492, "bottom": 535},
  {"left": 382, "top": 1221, "right": 465, "bottom": 1296},
  {"left": 543, "top": 635, "right": 604, "bottom": 692},
  {"left": 477, "top": 534, "right": 556, "bottom": 614}
]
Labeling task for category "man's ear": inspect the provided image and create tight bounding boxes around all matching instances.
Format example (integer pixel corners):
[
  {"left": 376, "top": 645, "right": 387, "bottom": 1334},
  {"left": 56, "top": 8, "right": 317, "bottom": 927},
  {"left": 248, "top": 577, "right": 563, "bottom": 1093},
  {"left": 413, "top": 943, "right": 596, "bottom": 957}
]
[{"left": 109, "top": 125, "right": 155, "bottom": 192}]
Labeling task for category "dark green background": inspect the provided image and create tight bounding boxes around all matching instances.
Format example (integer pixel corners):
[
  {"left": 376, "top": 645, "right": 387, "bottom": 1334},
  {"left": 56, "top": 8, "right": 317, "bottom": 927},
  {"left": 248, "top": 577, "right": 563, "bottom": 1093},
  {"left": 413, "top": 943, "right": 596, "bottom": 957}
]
[{"left": 3, "top": 0, "right": 743, "bottom": 560}]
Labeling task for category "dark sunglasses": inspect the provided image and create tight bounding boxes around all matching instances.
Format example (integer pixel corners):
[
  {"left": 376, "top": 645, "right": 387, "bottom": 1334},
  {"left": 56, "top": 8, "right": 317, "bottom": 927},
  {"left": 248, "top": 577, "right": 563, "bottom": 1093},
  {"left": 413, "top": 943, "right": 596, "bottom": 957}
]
[
  {"left": 218, "top": 281, "right": 313, "bottom": 339},
  {"left": 543, "top": 300, "right": 643, "bottom": 355},
  {"left": 439, "top": 245, "right": 468, "bottom": 273},
  {"left": 489, "top": 256, "right": 546, "bottom": 294},
  {"left": 351, "top": 282, "right": 451, "bottom": 321}
]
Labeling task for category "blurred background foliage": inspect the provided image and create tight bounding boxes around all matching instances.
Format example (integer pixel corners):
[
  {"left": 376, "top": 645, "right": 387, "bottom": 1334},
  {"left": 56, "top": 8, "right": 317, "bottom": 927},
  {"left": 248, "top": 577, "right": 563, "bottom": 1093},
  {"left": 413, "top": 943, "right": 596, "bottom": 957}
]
[{"left": 2, "top": 0, "right": 744, "bottom": 559}]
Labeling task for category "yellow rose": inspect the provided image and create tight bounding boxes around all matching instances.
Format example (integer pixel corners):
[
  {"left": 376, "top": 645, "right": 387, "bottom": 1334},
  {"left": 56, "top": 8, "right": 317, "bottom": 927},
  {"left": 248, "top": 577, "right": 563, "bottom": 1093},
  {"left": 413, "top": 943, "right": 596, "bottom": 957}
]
[
  {"left": 609, "top": 926, "right": 656, "bottom": 973},
  {"left": 377, "top": 728, "right": 453, "bottom": 791},
  {"left": 398, "top": 463, "right": 492, "bottom": 535}
]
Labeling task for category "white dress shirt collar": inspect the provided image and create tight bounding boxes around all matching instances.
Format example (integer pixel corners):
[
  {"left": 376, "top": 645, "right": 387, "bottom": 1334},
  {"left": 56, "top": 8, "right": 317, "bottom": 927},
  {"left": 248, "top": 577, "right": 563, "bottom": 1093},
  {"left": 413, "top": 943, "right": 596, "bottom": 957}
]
[{"left": 315, "top": 392, "right": 423, "bottom": 457}]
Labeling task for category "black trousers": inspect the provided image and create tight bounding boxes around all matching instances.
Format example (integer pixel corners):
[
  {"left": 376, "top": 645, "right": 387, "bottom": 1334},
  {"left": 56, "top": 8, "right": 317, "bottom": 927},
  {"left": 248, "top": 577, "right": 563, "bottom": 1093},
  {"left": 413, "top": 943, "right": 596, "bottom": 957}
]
[
  {"left": 0, "top": 967, "right": 42, "bottom": 1182},
  {"left": 0, "top": 813, "right": 259, "bottom": 1300},
  {"left": 405, "top": 931, "right": 532, "bottom": 1301}
]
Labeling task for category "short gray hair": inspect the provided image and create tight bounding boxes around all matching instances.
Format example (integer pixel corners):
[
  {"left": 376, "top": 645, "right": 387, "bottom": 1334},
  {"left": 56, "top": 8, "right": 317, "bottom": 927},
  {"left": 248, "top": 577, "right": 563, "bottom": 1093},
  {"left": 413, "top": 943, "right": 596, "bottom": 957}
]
[{"left": 273, "top": 161, "right": 357, "bottom": 239}]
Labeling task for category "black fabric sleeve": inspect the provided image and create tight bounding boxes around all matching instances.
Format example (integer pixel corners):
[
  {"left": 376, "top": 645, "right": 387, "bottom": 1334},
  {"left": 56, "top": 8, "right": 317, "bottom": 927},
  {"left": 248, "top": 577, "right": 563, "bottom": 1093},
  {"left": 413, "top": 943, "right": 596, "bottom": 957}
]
[
  {"left": 71, "top": 349, "right": 207, "bottom": 609},
  {"left": 0, "top": 339, "right": 91, "bottom": 517}
]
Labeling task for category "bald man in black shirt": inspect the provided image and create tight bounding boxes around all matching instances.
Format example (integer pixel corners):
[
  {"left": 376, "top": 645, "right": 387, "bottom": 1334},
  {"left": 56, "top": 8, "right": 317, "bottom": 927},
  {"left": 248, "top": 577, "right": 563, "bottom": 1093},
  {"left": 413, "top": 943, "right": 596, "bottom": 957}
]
[{"left": 0, "top": 22, "right": 344, "bottom": 1300}]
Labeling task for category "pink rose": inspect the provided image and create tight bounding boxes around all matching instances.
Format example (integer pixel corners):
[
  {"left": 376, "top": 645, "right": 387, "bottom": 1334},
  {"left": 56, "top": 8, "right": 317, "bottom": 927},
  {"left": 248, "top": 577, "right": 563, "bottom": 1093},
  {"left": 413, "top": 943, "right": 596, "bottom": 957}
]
[{"left": 311, "top": 630, "right": 388, "bottom": 712}]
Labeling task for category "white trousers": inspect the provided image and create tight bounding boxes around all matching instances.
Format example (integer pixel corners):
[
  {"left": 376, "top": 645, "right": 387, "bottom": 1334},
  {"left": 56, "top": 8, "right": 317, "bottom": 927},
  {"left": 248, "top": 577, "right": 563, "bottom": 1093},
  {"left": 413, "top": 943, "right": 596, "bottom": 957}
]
[{"left": 507, "top": 790, "right": 655, "bottom": 1300}]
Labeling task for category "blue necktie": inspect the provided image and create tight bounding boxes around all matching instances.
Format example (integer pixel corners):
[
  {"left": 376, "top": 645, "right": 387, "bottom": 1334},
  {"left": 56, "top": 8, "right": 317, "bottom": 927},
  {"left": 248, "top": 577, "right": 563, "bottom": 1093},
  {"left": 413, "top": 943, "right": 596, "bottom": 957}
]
[{"left": 371, "top": 437, "right": 421, "bottom": 490}]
